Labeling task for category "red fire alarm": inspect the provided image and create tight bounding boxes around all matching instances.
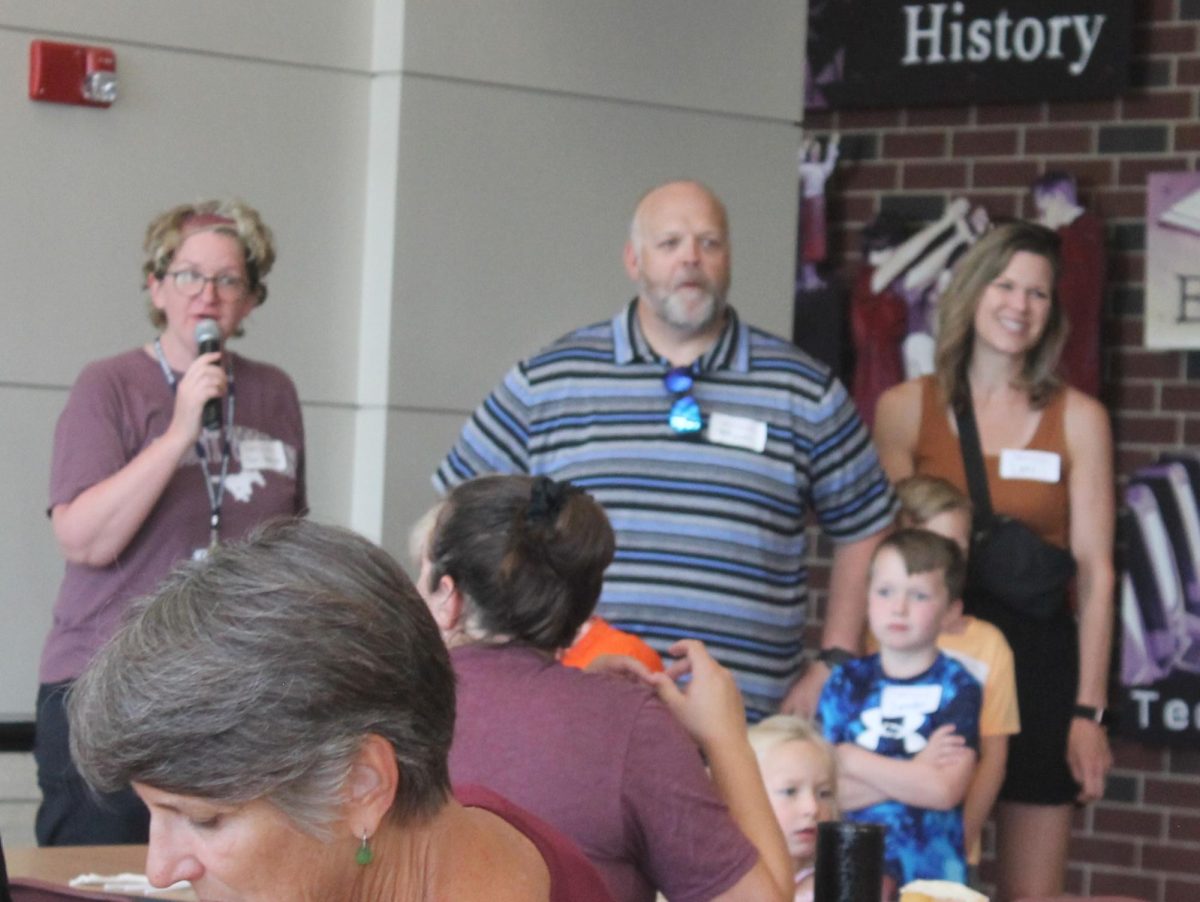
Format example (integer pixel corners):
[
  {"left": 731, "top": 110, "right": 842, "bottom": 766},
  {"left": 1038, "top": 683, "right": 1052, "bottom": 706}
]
[{"left": 29, "top": 40, "right": 118, "bottom": 108}]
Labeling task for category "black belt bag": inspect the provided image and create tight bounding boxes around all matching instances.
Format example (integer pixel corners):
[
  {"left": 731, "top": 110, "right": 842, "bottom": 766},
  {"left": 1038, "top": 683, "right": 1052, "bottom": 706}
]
[
  {"left": 967, "top": 512, "right": 1076, "bottom": 619},
  {"left": 955, "top": 390, "right": 1075, "bottom": 620}
]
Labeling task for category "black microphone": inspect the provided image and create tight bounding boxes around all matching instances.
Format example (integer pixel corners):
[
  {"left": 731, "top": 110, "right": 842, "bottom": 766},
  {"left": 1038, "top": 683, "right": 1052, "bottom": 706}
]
[{"left": 194, "top": 318, "right": 223, "bottom": 432}]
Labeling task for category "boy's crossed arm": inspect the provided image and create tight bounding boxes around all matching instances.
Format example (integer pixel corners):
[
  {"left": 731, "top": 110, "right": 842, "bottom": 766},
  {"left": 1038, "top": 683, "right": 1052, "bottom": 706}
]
[{"left": 835, "top": 724, "right": 977, "bottom": 811}]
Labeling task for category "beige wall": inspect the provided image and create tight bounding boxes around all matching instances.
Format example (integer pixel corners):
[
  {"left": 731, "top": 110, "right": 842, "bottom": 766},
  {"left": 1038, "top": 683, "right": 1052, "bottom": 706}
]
[
  {"left": 0, "top": 3, "right": 374, "bottom": 720},
  {"left": 382, "top": 0, "right": 806, "bottom": 550},
  {"left": 0, "top": 1, "right": 806, "bottom": 718}
]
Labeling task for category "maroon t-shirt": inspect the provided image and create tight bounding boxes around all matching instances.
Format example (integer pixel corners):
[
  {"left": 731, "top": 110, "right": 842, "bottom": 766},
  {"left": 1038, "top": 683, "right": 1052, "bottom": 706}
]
[
  {"left": 43, "top": 348, "right": 305, "bottom": 683},
  {"left": 851, "top": 266, "right": 908, "bottom": 429},
  {"left": 1056, "top": 210, "right": 1105, "bottom": 398},
  {"left": 456, "top": 784, "right": 616, "bottom": 902},
  {"left": 449, "top": 645, "right": 758, "bottom": 902}
]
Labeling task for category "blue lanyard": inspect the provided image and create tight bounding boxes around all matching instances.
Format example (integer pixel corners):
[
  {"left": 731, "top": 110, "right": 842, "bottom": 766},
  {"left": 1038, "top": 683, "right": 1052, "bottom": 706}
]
[{"left": 153, "top": 338, "right": 235, "bottom": 548}]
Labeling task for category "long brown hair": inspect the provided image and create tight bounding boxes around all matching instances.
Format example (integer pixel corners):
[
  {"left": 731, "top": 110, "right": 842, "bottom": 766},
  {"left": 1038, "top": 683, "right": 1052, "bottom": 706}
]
[{"left": 934, "top": 221, "right": 1065, "bottom": 411}]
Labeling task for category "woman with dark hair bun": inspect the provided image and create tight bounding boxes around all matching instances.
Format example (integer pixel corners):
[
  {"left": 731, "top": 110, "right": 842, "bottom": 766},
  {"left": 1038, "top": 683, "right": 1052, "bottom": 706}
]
[{"left": 418, "top": 475, "right": 793, "bottom": 902}]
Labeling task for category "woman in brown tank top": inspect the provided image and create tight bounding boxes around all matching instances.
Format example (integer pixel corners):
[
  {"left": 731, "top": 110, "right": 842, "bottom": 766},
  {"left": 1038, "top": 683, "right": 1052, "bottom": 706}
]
[{"left": 872, "top": 223, "right": 1114, "bottom": 902}]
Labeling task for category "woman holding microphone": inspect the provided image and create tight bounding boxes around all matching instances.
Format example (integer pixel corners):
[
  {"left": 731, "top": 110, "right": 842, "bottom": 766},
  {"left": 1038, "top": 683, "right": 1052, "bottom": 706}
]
[{"left": 35, "top": 199, "right": 306, "bottom": 845}]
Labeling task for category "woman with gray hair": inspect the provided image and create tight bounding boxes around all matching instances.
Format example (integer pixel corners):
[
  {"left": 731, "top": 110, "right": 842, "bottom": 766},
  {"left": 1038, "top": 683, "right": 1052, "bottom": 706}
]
[
  {"left": 37, "top": 199, "right": 305, "bottom": 846},
  {"left": 68, "top": 518, "right": 614, "bottom": 902}
]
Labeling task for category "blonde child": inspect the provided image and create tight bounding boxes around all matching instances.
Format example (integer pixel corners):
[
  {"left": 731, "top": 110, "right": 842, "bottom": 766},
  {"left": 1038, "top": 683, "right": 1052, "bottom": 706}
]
[
  {"left": 895, "top": 475, "right": 1020, "bottom": 867},
  {"left": 749, "top": 715, "right": 839, "bottom": 902}
]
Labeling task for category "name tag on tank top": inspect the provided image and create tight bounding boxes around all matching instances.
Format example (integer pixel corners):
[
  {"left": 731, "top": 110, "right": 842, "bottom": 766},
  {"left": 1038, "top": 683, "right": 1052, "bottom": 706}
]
[{"left": 999, "top": 449, "right": 1061, "bottom": 483}]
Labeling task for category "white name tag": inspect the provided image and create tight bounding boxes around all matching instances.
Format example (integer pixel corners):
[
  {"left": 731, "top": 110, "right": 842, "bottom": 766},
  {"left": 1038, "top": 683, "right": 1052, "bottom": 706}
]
[
  {"left": 999, "top": 449, "right": 1061, "bottom": 483},
  {"left": 880, "top": 684, "right": 942, "bottom": 717},
  {"left": 239, "top": 439, "right": 288, "bottom": 473},
  {"left": 706, "top": 412, "right": 768, "bottom": 453}
]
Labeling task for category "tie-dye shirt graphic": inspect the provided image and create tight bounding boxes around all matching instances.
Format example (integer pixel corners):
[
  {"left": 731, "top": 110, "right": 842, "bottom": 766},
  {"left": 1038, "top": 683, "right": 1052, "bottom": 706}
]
[{"left": 818, "top": 653, "right": 982, "bottom": 885}]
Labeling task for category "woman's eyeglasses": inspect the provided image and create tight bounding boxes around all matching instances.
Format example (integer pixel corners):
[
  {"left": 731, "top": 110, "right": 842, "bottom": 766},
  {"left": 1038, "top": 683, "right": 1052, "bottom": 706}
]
[
  {"left": 167, "top": 269, "right": 249, "bottom": 300},
  {"left": 664, "top": 367, "right": 702, "bottom": 435}
]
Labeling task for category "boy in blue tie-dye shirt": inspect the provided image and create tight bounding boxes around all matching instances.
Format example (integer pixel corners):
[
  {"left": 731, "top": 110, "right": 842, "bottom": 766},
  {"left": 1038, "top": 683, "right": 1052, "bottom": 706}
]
[{"left": 818, "top": 528, "right": 982, "bottom": 887}]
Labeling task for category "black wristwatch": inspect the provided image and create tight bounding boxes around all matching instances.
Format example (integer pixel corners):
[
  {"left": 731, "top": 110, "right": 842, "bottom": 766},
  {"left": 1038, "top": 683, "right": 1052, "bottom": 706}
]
[
  {"left": 1073, "top": 704, "right": 1108, "bottom": 725},
  {"left": 817, "top": 647, "right": 856, "bottom": 668}
]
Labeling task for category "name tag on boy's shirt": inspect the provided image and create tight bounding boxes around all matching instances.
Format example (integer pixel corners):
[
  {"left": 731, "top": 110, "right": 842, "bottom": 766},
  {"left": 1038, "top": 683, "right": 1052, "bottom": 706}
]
[
  {"left": 880, "top": 684, "right": 943, "bottom": 718},
  {"left": 999, "top": 449, "right": 1061, "bottom": 483}
]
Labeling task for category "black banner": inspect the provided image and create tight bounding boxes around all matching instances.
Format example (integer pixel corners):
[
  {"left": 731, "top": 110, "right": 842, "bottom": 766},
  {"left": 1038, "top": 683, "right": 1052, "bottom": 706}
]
[
  {"left": 807, "top": 0, "right": 1131, "bottom": 110},
  {"left": 1118, "top": 455, "right": 1200, "bottom": 748}
]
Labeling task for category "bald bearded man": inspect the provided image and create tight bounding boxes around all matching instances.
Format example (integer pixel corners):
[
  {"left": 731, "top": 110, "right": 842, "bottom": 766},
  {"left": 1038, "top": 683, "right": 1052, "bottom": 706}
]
[{"left": 435, "top": 180, "right": 895, "bottom": 718}]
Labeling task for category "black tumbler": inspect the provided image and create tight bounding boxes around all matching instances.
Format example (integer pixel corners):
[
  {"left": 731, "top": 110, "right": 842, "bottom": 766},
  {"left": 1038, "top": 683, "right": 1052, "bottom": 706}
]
[{"left": 814, "top": 820, "right": 885, "bottom": 902}]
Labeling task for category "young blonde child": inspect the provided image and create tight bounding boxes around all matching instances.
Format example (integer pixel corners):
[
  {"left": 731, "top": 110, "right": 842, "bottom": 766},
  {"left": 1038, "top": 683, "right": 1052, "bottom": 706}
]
[
  {"left": 895, "top": 475, "right": 1020, "bottom": 869},
  {"left": 749, "top": 715, "right": 839, "bottom": 902}
]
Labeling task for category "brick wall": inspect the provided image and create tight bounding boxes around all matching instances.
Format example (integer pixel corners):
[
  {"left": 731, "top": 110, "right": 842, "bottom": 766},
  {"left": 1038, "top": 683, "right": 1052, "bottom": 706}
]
[{"left": 801, "top": 2, "right": 1200, "bottom": 899}]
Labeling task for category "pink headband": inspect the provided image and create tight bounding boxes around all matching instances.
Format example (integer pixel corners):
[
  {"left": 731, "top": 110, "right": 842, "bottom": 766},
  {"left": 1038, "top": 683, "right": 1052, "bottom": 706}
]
[{"left": 180, "top": 212, "right": 236, "bottom": 235}]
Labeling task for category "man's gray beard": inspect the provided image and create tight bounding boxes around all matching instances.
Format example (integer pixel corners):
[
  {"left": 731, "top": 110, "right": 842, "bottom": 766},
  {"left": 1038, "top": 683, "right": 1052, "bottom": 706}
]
[{"left": 653, "top": 285, "right": 727, "bottom": 335}]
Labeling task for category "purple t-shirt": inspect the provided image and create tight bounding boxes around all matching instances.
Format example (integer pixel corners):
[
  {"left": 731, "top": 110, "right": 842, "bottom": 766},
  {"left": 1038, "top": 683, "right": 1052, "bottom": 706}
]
[
  {"left": 42, "top": 347, "right": 306, "bottom": 683},
  {"left": 448, "top": 645, "right": 758, "bottom": 902}
]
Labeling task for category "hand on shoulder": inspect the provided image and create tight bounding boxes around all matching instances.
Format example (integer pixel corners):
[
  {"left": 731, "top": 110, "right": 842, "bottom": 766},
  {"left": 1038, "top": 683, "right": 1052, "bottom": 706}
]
[{"left": 648, "top": 640, "right": 746, "bottom": 748}]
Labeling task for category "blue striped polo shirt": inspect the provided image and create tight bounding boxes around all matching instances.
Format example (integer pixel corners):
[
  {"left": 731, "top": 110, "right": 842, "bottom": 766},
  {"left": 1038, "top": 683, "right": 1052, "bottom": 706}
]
[{"left": 434, "top": 300, "right": 897, "bottom": 717}]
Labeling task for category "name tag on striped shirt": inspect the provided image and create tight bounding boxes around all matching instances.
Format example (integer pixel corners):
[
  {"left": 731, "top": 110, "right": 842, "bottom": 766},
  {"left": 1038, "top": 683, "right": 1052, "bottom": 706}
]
[{"left": 706, "top": 412, "right": 767, "bottom": 453}]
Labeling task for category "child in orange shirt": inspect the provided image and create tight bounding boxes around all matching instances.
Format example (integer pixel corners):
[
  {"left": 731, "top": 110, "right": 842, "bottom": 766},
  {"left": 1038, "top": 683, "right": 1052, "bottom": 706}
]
[
  {"left": 560, "top": 616, "right": 664, "bottom": 673},
  {"left": 895, "top": 475, "right": 1020, "bottom": 866}
]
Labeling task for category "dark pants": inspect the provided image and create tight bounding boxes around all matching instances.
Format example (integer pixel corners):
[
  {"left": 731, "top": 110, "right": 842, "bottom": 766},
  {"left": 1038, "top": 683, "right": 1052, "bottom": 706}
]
[
  {"left": 33, "top": 682, "right": 149, "bottom": 846},
  {"left": 0, "top": 829, "right": 11, "bottom": 902}
]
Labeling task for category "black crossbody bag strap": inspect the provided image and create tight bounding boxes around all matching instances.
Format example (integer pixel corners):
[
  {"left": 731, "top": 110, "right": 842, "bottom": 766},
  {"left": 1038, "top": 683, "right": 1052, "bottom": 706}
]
[{"left": 953, "top": 385, "right": 995, "bottom": 521}]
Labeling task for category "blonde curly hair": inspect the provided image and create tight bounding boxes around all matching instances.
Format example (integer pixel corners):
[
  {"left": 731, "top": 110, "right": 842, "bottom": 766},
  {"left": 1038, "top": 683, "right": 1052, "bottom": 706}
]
[{"left": 142, "top": 199, "right": 276, "bottom": 330}]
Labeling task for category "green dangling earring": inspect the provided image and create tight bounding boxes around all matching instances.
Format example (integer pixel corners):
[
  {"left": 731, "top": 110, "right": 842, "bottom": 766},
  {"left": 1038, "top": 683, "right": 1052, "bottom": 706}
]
[{"left": 356, "top": 829, "right": 374, "bottom": 866}]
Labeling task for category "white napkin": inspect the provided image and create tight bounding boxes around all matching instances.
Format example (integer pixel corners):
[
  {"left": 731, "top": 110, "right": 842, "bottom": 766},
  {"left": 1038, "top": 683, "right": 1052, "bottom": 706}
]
[{"left": 69, "top": 872, "right": 191, "bottom": 896}]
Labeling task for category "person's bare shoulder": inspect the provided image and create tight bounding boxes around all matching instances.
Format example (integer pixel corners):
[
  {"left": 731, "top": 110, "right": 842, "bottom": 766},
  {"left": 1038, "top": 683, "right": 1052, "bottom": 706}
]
[
  {"left": 1060, "top": 387, "right": 1111, "bottom": 456},
  {"left": 877, "top": 377, "right": 924, "bottom": 416},
  {"left": 1062, "top": 386, "right": 1107, "bottom": 428},
  {"left": 873, "top": 378, "right": 926, "bottom": 479}
]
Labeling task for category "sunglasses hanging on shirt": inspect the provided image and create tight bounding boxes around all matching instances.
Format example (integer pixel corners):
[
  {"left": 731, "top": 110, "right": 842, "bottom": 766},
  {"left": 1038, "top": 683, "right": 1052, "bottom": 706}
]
[{"left": 663, "top": 366, "right": 703, "bottom": 435}]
